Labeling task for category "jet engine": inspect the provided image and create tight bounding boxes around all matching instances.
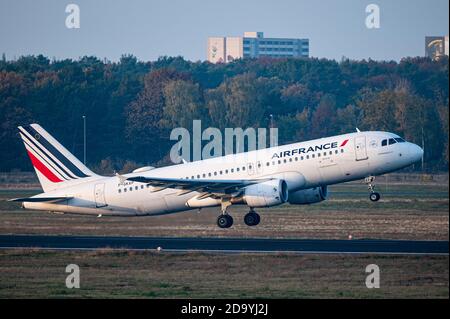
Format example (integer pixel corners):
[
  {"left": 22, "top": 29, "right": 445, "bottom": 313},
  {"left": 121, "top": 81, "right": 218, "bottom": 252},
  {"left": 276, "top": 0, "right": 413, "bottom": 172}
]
[
  {"left": 242, "top": 179, "right": 288, "bottom": 207},
  {"left": 288, "top": 186, "right": 328, "bottom": 205}
]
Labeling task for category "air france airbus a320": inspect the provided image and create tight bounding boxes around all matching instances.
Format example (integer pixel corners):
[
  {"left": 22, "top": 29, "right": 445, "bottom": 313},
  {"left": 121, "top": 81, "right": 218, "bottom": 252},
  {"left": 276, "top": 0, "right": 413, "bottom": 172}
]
[{"left": 11, "top": 124, "right": 423, "bottom": 228}]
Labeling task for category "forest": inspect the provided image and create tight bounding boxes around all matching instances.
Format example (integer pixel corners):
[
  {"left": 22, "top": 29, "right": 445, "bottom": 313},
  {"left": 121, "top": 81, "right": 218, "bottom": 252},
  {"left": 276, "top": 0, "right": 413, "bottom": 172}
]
[{"left": 0, "top": 54, "right": 448, "bottom": 173}]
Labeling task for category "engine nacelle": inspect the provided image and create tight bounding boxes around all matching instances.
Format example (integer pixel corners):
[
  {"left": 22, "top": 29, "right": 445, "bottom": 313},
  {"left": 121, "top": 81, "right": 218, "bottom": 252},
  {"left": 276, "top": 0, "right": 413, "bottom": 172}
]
[
  {"left": 288, "top": 186, "right": 328, "bottom": 205},
  {"left": 243, "top": 179, "right": 288, "bottom": 208}
]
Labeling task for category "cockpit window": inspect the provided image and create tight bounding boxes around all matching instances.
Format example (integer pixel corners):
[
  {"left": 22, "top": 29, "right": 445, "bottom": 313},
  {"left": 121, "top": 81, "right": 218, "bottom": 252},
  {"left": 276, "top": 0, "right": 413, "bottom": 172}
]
[
  {"left": 394, "top": 138, "right": 406, "bottom": 143},
  {"left": 381, "top": 139, "right": 388, "bottom": 147},
  {"left": 388, "top": 138, "right": 397, "bottom": 145}
]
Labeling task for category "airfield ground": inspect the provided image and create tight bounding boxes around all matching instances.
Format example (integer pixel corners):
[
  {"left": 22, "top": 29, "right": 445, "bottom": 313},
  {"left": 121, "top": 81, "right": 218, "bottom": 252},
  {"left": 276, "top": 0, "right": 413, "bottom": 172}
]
[
  {"left": 0, "top": 182, "right": 447, "bottom": 240},
  {"left": 0, "top": 174, "right": 448, "bottom": 298},
  {"left": 0, "top": 250, "right": 448, "bottom": 298}
]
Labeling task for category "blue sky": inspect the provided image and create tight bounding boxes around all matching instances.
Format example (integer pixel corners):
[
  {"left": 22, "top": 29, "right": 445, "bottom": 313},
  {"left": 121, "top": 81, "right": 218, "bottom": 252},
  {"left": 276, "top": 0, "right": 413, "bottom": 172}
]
[{"left": 0, "top": 0, "right": 448, "bottom": 62}]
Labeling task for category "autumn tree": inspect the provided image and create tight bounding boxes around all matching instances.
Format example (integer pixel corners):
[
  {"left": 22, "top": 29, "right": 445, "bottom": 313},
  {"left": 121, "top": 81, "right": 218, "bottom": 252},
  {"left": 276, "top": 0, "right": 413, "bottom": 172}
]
[
  {"left": 125, "top": 68, "right": 188, "bottom": 162},
  {"left": 357, "top": 89, "right": 398, "bottom": 132},
  {"left": 310, "top": 94, "right": 338, "bottom": 138},
  {"left": 162, "top": 79, "right": 206, "bottom": 130}
]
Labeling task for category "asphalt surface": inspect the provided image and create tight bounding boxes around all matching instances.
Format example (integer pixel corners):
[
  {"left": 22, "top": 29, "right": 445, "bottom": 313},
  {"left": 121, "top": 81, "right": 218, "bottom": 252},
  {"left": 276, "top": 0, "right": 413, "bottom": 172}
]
[{"left": 0, "top": 235, "right": 448, "bottom": 255}]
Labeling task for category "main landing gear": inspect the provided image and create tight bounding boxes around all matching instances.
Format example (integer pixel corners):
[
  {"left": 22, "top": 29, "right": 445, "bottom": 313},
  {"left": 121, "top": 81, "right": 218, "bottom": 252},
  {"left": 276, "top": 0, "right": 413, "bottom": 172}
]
[
  {"left": 216, "top": 201, "right": 261, "bottom": 228},
  {"left": 217, "top": 200, "right": 234, "bottom": 228},
  {"left": 244, "top": 209, "right": 260, "bottom": 227},
  {"left": 217, "top": 214, "right": 234, "bottom": 228},
  {"left": 365, "top": 176, "right": 381, "bottom": 202}
]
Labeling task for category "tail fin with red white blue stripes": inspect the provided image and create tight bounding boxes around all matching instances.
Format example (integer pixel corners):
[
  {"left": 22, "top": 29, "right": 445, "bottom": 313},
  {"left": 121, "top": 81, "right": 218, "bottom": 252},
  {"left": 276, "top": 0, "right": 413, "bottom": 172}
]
[{"left": 18, "top": 124, "right": 97, "bottom": 192}]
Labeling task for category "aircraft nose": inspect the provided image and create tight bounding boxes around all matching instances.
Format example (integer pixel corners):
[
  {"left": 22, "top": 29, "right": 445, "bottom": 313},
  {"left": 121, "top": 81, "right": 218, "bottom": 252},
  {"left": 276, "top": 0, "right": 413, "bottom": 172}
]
[{"left": 409, "top": 143, "right": 423, "bottom": 163}]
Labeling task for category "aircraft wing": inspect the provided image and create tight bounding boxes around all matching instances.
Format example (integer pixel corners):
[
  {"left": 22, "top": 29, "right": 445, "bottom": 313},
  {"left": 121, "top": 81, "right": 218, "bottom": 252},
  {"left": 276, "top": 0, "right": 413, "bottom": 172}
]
[
  {"left": 9, "top": 196, "right": 72, "bottom": 203},
  {"left": 126, "top": 176, "right": 271, "bottom": 197}
]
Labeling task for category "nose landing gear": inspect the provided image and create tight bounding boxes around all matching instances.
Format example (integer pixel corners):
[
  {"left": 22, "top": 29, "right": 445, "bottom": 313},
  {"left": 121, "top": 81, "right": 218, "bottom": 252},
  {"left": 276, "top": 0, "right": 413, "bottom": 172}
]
[
  {"left": 369, "top": 192, "right": 381, "bottom": 202},
  {"left": 365, "top": 176, "right": 381, "bottom": 202}
]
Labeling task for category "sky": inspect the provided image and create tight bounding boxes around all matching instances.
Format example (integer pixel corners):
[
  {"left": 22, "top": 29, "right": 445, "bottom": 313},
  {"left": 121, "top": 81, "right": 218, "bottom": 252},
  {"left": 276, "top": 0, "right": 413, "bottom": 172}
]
[{"left": 0, "top": 0, "right": 448, "bottom": 62}]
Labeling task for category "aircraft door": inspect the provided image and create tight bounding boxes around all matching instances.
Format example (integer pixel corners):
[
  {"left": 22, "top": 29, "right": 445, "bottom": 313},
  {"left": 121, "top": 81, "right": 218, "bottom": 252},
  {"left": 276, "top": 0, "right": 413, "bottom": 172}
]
[
  {"left": 355, "top": 136, "right": 368, "bottom": 161},
  {"left": 94, "top": 183, "right": 107, "bottom": 208}
]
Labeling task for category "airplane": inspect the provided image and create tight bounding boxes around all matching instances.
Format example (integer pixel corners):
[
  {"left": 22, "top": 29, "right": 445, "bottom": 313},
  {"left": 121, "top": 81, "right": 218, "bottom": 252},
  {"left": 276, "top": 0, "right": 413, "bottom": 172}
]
[{"left": 11, "top": 124, "right": 423, "bottom": 228}]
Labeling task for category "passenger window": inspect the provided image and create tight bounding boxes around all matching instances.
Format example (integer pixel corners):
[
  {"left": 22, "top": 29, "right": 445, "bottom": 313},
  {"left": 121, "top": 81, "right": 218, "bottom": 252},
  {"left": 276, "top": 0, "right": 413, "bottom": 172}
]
[
  {"left": 208, "top": 173, "right": 212, "bottom": 177},
  {"left": 283, "top": 159, "right": 287, "bottom": 163},
  {"left": 214, "top": 172, "right": 217, "bottom": 176},
  {"left": 381, "top": 139, "right": 387, "bottom": 146},
  {"left": 141, "top": 185, "right": 144, "bottom": 189},
  {"left": 295, "top": 157, "right": 298, "bottom": 161},
  {"left": 236, "top": 168, "right": 240, "bottom": 172},
  {"left": 118, "top": 189, "right": 121, "bottom": 193},
  {"left": 266, "top": 162, "right": 270, "bottom": 166},
  {"left": 129, "top": 187, "right": 132, "bottom": 191},
  {"left": 124, "top": 188, "right": 127, "bottom": 192}
]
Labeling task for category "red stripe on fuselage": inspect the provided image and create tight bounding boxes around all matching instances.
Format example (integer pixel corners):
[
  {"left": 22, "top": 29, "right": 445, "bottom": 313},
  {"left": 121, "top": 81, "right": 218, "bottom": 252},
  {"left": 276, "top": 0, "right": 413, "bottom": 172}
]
[
  {"left": 26, "top": 150, "right": 62, "bottom": 183},
  {"left": 340, "top": 139, "right": 349, "bottom": 147}
]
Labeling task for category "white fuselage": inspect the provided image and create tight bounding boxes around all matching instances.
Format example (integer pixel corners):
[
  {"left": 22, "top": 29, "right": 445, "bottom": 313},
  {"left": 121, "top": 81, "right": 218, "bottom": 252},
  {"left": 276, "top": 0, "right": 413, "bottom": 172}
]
[{"left": 24, "top": 131, "right": 423, "bottom": 216}]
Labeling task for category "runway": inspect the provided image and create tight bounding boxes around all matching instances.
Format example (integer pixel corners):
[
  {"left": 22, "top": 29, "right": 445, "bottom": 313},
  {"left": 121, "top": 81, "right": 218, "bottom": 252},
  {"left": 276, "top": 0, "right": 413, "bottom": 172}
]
[{"left": 0, "top": 235, "right": 448, "bottom": 255}]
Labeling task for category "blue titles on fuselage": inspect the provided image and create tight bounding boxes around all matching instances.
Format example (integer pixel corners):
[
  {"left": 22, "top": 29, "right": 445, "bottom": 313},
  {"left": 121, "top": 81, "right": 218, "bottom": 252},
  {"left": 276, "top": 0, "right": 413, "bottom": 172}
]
[{"left": 271, "top": 142, "right": 338, "bottom": 159}]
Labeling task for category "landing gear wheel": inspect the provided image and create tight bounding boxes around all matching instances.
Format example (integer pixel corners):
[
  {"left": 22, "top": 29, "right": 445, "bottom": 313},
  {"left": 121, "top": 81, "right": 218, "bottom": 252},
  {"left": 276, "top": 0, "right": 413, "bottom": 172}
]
[
  {"left": 365, "top": 176, "right": 381, "bottom": 202},
  {"left": 244, "top": 211, "right": 261, "bottom": 226},
  {"left": 369, "top": 192, "right": 381, "bottom": 202},
  {"left": 217, "top": 214, "right": 234, "bottom": 228}
]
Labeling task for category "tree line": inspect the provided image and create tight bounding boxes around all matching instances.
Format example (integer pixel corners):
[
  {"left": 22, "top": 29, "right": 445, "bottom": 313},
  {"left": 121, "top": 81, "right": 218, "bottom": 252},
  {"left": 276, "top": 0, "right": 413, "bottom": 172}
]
[{"left": 0, "top": 54, "right": 448, "bottom": 173}]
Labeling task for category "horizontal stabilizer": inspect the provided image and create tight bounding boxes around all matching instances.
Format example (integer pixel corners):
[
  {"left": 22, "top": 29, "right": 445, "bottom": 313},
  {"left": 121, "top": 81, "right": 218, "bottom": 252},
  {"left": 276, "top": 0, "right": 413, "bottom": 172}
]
[{"left": 9, "top": 196, "right": 72, "bottom": 203}]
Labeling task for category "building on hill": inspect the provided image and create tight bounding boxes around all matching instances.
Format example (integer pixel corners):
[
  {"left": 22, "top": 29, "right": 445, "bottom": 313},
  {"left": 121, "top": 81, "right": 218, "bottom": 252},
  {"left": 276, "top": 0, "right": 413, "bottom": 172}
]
[{"left": 207, "top": 31, "right": 309, "bottom": 63}]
